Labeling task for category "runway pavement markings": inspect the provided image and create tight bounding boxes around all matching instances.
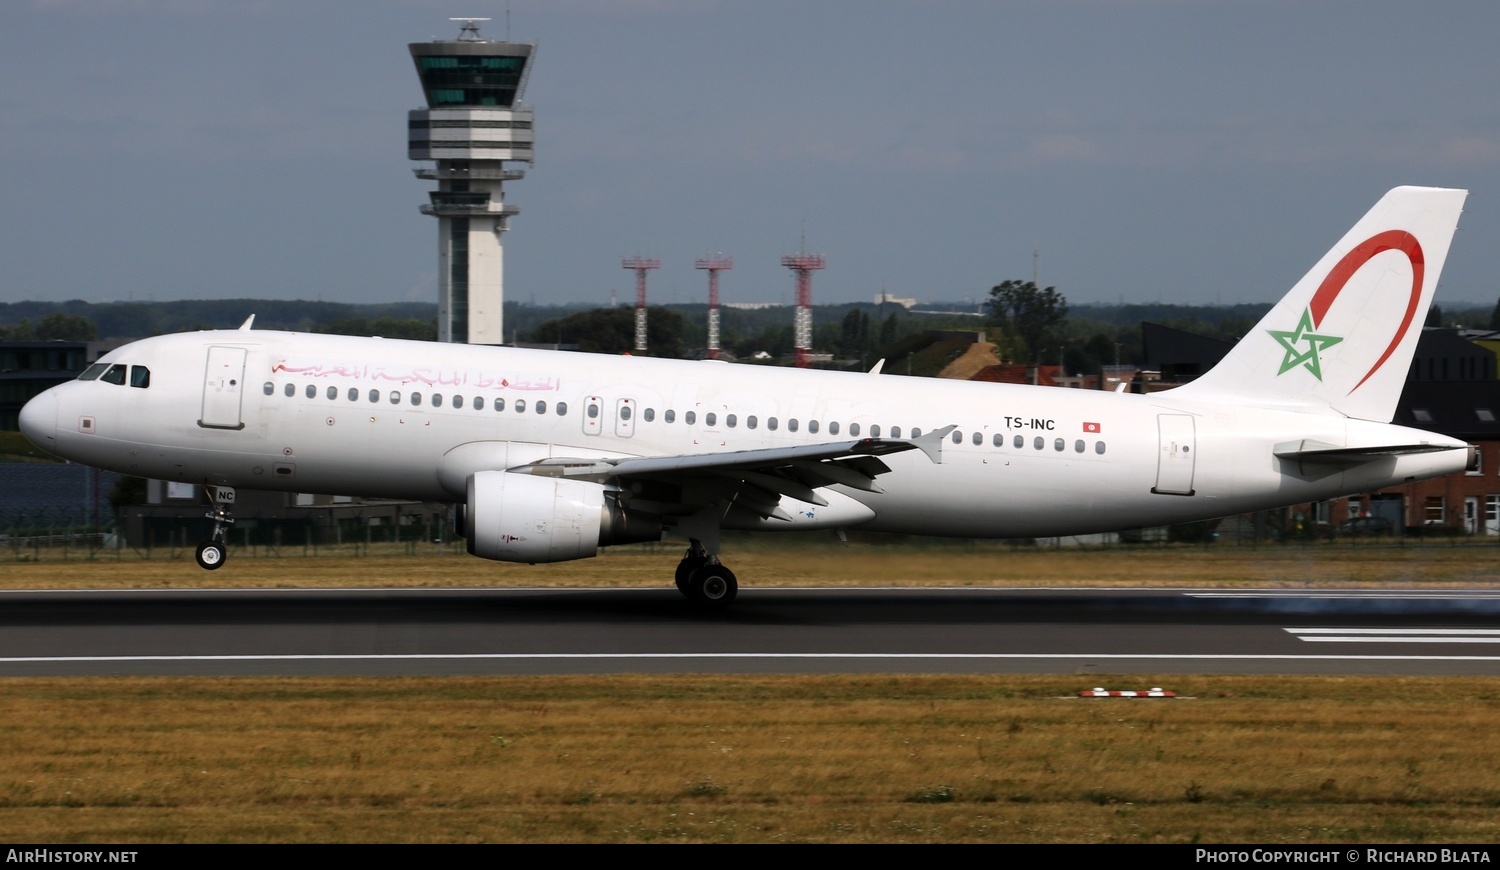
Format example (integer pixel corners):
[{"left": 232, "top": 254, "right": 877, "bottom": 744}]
[
  {"left": 1287, "top": 628, "right": 1500, "bottom": 643},
  {"left": 1196, "top": 592, "right": 1500, "bottom": 599}
]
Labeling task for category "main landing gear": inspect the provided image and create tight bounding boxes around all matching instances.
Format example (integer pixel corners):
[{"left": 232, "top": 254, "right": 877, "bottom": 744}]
[
  {"left": 674, "top": 540, "right": 737, "bottom": 607},
  {"left": 195, "top": 485, "right": 236, "bottom": 571}
]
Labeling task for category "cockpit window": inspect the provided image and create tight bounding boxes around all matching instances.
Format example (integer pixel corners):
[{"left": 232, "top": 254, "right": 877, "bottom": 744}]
[
  {"left": 100, "top": 364, "right": 127, "bottom": 385},
  {"left": 77, "top": 364, "right": 108, "bottom": 382},
  {"left": 129, "top": 366, "right": 151, "bottom": 388}
]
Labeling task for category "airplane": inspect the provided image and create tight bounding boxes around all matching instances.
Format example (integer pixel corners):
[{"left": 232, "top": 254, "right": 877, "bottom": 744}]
[{"left": 17, "top": 186, "right": 1473, "bottom": 607}]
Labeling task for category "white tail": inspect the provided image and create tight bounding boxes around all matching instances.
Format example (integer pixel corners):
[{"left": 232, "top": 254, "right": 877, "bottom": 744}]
[{"left": 1175, "top": 186, "right": 1467, "bottom": 422}]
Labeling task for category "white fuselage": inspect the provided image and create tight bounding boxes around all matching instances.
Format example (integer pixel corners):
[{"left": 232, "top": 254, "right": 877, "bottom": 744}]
[{"left": 19, "top": 329, "right": 1468, "bottom": 540}]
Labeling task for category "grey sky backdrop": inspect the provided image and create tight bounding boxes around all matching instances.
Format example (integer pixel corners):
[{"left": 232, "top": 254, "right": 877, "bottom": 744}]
[{"left": 3, "top": 1, "right": 1499, "bottom": 313}]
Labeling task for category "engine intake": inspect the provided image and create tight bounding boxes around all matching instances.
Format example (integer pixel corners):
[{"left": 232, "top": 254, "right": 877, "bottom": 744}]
[{"left": 465, "top": 471, "right": 659, "bottom": 563}]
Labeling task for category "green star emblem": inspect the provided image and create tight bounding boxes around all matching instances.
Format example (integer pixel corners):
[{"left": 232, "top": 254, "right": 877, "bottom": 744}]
[{"left": 1268, "top": 308, "right": 1343, "bottom": 381}]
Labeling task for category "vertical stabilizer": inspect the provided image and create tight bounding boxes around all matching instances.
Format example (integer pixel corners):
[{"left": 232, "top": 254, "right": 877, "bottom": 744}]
[{"left": 1175, "top": 186, "right": 1466, "bottom": 422}]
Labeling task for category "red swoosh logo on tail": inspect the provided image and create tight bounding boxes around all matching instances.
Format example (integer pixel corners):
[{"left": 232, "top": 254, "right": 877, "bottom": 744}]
[{"left": 1307, "top": 230, "right": 1424, "bottom": 394}]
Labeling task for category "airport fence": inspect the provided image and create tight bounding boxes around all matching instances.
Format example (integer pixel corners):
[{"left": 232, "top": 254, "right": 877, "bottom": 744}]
[{"left": 0, "top": 507, "right": 1494, "bottom": 565}]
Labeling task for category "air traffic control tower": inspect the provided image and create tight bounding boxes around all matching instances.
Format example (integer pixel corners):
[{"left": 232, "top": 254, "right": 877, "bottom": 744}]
[{"left": 408, "top": 19, "right": 535, "bottom": 345}]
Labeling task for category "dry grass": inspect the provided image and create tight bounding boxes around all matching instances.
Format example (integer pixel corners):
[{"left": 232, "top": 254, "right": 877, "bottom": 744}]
[
  {"left": 2, "top": 537, "right": 1498, "bottom": 589},
  {"left": 0, "top": 675, "right": 1498, "bottom": 843}
]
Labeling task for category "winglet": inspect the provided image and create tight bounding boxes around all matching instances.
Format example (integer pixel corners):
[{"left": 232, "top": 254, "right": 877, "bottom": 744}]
[
  {"left": 238, "top": 314, "right": 256, "bottom": 331},
  {"left": 909, "top": 425, "right": 956, "bottom": 464},
  {"left": 868, "top": 358, "right": 885, "bottom": 375}
]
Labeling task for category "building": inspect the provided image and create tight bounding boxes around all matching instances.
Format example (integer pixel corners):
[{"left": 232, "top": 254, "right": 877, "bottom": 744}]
[
  {"left": 408, "top": 19, "right": 536, "bottom": 345},
  {"left": 0, "top": 340, "right": 93, "bottom": 431}
]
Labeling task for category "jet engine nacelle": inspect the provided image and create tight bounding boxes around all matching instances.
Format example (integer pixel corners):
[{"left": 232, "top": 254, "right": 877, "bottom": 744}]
[{"left": 465, "top": 470, "right": 660, "bottom": 563}]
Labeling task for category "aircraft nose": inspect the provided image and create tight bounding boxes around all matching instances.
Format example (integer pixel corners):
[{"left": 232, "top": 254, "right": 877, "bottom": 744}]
[{"left": 18, "top": 389, "right": 58, "bottom": 451}]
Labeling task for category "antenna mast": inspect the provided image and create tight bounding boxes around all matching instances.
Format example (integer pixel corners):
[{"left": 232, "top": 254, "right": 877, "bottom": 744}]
[
  {"left": 622, "top": 256, "right": 660, "bottom": 353},
  {"left": 695, "top": 255, "right": 733, "bottom": 360}
]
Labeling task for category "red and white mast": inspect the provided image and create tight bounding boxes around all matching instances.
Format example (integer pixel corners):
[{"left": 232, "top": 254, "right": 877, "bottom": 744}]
[
  {"left": 780, "top": 252, "right": 825, "bottom": 368},
  {"left": 621, "top": 256, "right": 660, "bottom": 353},
  {"left": 695, "top": 255, "right": 732, "bottom": 360}
]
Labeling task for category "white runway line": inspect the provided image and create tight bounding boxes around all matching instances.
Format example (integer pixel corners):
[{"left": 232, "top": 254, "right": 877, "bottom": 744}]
[{"left": 1287, "top": 628, "right": 1500, "bottom": 643}]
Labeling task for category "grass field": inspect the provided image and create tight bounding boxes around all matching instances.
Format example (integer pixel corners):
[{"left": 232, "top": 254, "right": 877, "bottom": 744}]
[
  {"left": 1, "top": 675, "right": 1498, "bottom": 843},
  {"left": 2, "top": 535, "right": 1498, "bottom": 590}
]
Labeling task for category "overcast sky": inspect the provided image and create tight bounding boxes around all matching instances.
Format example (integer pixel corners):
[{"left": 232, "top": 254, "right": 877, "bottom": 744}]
[{"left": 3, "top": 0, "right": 1499, "bottom": 312}]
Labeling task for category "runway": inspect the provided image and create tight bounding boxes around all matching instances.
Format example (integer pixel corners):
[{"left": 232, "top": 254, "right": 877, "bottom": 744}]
[{"left": 3, "top": 586, "right": 1500, "bottom": 676}]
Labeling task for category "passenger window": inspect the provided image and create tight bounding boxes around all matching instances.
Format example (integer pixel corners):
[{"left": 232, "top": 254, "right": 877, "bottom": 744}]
[
  {"left": 1014, "top": 434, "right": 1024, "bottom": 449},
  {"left": 808, "top": 420, "right": 818, "bottom": 434},
  {"left": 587, "top": 403, "right": 600, "bottom": 419},
  {"left": 850, "top": 423, "right": 860, "bottom": 436},
  {"left": 1033, "top": 436, "right": 1043, "bottom": 450},
  {"left": 390, "top": 391, "right": 401, "bottom": 404},
  {"left": 768, "top": 417, "right": 778, "bottom": 431},
  {"left": 452, "top": 395, "right": 462, "bottom": 408},
  {"left": 473, "top": 397, "right": 483, "bottom": 411},
  {"left": 706, "top": 412, "right": 717, "bottom": 426},
  {"left": 951, "top": 431, "right": 962, "bottom": 444},
  {"left": 1075, "top": 440, "right": 1085, "bottom": 453},
  {"left": 788, "top": 419, "right": 798, "bottom": 433},
  {"left": 870, "top": 424, "right": 881, "bottom": 437},
  {"left": 619, "top": 404, "right": 630, "bottom": 420},
  {"left": 326, "top": 386, "right": 338, "bottom": 400},
  {"left": 101, "top": 364, "right": 127, "bottom": 385},
  {"left": 828, "top": 421, "right": 839, "bottom": 435},
  {"left": 1095, "top": 441, "right": 1106, "bottom": 455},
  {"left": 410, "top": 392, "right": 422, "bottom": 406},
  {"left": 535, "top": 401, "right": 546, "bottom": 414},
  {"left": 643, "top": 408, "right": 654, "bottom": 422},
  {"left": 973, "top": 432, "right": 983, "bottom": 446},
  {"left": 515, "top": 399, "right": 526, "bottom": 413},
  {"left": 1054, "top": 438, "right": 1065, "bottom": 451},
  {"left": 263, "top": 382, "right": 275, "bottom": 396},
  {"left": 727, "top": 414, "right": 737, "bottom": 428},
  {"left": 748, "top": 415, "right": 758, "bottom": 429},
  {"left": 369, "top": 389, "right": 380, "bottom": 403},
  {"left": 889, "top": 426, "right": 899, "bottom": 438},
  {"left": 78, "top": 364, "right": 108, "bottom": 382},
  {"left": 556, "top": 402, "right": 567, "bottom": 416},
  {"left": 911, "top": 427, "right": 920, "bottom": 438},
  {"left": 306, "top": 385, "right": 317, "bottom": 399},
  {"left": 130, "top": 366, "right": 151, "bottom": 388},
  {"left": 432, "top": 393, "right": 443, "bottom": 406},
  {"left": 348, "top": 388, "right": 359, "bottom": 401},
  {"left": 993, "top": 434, "right": 1003, "bottom": 447},
  {"left": 665, "top": 409, "right": 676, "bottom": 423},
  {"left": 494, "top": 398, "right": 505, "bottom": 412},
  {"left": 685, "top": 411, "right": 696, "bottom": 424},
  {"left": 285, "top": 383, "right": 296, "bottom": 398}
]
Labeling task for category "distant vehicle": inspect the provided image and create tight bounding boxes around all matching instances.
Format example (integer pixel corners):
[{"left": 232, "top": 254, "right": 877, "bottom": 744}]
[{"left": 1335, "top": 516, "right": 1395, "bottom": 537}]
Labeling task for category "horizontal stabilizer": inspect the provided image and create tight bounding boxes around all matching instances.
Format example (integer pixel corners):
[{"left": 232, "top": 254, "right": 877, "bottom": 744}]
[{"left": 1273, "top": 438, "right": 1461, "bottom": 467}]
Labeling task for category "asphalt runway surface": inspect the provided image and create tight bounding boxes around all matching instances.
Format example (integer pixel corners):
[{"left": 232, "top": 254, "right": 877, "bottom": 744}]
[{"left": 2, "top": 586, "right": 1500, "bottom": 676}]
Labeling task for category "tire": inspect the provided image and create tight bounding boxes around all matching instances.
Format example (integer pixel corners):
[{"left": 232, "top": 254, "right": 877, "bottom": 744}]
[
  {"left": 675, "top": 557, "right": 707, "bottom": 594},
  {"left": 688, "top": 563, "right": 737, "bottom": 607},
  {"left": 195, "top": 542, "right": 226, "bottom": 571}
]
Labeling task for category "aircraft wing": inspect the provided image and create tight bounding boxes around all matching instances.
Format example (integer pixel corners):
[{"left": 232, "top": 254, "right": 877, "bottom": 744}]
[{"left": 510, "top": 427, "right": 954, "bottom": 521}]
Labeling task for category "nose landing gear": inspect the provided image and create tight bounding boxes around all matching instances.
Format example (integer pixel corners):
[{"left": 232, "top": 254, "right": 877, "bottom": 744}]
[{"left": 195, "top": 485, "right": 236, "bottom": 571}]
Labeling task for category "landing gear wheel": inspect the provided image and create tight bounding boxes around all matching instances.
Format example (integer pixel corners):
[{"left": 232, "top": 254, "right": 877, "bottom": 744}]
[
  {"left": 675, "top": 555, "right": 708, "bottom": 593},
  {"left": 687, "top": 563, "right": 737, "bottom": 607},
  {"left": 195, "top": 542, "right": 227, "bottom": 571}
]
